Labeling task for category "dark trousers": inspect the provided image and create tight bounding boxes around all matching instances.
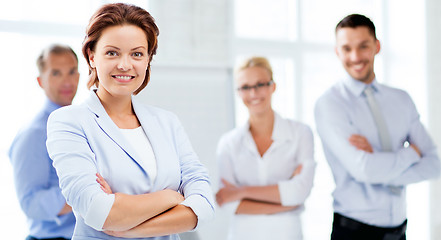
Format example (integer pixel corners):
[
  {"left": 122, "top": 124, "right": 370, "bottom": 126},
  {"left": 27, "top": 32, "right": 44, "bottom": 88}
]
[
  {"left": 26, "top": 236, "right": 70, "bottom": 240},
  {"left": 331, "top": 213, "right": 406, "bottom": 240}
]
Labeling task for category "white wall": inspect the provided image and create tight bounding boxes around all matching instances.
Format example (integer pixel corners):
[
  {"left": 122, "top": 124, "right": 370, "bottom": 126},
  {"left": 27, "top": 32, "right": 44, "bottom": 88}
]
[{"left": 426, "top": 0, "right": 441, "bottom": 239}]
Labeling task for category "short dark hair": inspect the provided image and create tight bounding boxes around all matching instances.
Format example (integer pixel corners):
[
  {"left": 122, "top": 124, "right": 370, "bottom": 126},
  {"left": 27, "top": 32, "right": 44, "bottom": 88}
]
[
  {"left": 336, "top": 14, "right": 377, "bottom": 40},
  {"left": 36, "top": 44, "right": 78, "bottom": 75},
  {"left": 82, "top": 3, "right": 159, "bottom": 95}
]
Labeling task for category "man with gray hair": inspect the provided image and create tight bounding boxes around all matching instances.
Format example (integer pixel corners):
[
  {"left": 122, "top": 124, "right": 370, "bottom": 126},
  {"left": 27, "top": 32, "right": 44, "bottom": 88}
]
[{"left": 9, "top": 44, "right": 80, "bottom": 240}]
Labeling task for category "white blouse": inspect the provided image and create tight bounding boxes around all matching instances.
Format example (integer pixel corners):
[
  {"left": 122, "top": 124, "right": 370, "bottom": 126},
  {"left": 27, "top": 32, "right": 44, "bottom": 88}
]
[
  {"left": 216, "top": 113, "right": 316, "bottom": 240},
  {"left": 120, "top": 126, "right": 157, "bottom": 183}
]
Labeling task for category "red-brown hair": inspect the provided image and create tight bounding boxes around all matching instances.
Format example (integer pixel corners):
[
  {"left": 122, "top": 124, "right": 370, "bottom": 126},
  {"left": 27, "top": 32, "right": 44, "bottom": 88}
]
[{"left": 82, "top": 3, "right": 159, "bottom": 94}]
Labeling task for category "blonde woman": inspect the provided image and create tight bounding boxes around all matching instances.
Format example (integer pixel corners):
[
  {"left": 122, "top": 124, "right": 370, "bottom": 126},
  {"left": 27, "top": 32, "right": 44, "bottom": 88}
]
[{"left": 216, "top": 57, "right": 315, "bottom": 240}]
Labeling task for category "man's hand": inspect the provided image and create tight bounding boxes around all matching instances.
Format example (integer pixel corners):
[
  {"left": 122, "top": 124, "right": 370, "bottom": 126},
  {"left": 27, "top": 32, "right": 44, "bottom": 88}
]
[
  {"left": 410, "top": 143, "right": 421, "bottom": 157},
  {"left": 349, "top": 134, "right": 373, "bottom": 153},
  {"left": 57, "top": 203, "right": 72, "bottom": 216}
]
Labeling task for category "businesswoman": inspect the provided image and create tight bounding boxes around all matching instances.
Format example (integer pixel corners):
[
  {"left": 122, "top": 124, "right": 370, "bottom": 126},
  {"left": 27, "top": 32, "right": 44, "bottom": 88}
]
[
  {"left": 215, "top": 57, "right": 316, "bottom": 240},
  {"left": 46, "top": 3, "right": 214, "bottom": 239}
]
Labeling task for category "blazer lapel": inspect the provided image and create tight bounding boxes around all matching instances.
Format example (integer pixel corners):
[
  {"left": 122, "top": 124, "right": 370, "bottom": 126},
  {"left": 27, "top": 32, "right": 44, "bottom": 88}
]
[
  {"left": 85, "top": 90, "right": 148, "bottom": 175},
  {"left": 132, "top": 98, "right": 178, "bottom": 191}
]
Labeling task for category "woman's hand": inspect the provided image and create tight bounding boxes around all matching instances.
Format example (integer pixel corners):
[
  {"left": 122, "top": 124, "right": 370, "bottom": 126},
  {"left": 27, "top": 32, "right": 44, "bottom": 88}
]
[
  {"left": 96, "top": 173, "right": 113, "bottom": 194},
  {"left": 104, "top": 229, "right": 128, "bottom": 238},
  {"left": 291, "top": 164, "right": 303, "bottom": 178},
  {"left": 104, "top": 229, "right": 137, "bottom": 238},
  {"left": 104, "top": 204, "right": 197, "bottom": 238},
  {"left": 162, "top": 189, "right": 185, "bottom": 205},
  {"left": 216, "top": 179, "right": 244, "bottom": 206}
]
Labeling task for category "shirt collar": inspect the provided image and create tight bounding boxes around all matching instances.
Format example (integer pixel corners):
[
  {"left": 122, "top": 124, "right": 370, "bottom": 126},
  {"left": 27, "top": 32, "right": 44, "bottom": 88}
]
[
  {"left": 43, "top": 98, "right": 62, "bottom": 114},
  {"left": 343, "top": 75, "right": 381, "bottom": 97},
  {"left": 239, "top": 112, "right": 293, "bottom": 143},
  {"left": 272, "top": 112, "right": 293, "bottom": 142}
]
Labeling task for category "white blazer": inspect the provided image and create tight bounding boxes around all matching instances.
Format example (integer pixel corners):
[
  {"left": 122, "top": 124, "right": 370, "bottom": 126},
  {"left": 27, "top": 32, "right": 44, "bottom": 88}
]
[{"left": 47, "top": 90, "right": 214, "bottom": 240}]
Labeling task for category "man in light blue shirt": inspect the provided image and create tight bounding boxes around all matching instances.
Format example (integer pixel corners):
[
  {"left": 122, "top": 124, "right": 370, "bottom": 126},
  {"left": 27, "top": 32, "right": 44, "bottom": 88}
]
[
  {"left": 9, "top": 44, "right": 80, "bottom": 240},
  {"left": 315, "top": 14, "right": 440, "bottom": 240}
]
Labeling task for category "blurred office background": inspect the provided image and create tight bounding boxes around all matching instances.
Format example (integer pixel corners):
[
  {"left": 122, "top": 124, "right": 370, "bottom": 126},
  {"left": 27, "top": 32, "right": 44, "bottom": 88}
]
[{"left": 1, "top": 0, "right": 440, "bottom": 239}]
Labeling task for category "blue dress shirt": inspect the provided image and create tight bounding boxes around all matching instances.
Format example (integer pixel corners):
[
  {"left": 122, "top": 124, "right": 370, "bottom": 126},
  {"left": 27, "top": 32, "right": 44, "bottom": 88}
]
[
  {"left": 314, "top": 77, "right": 440, "bottom": 227},
  {"left": 8, "top": 99, "right": 75, "bottom": 239},
  {"left": 46, "top": 90, "right": 215, "bottom": 240}
]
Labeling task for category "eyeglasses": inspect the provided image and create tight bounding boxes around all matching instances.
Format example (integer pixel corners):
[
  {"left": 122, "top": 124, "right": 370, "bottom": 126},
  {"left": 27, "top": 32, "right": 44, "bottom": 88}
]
[{"left": 237, "top": 80, "right": 274, "bottom": 93}]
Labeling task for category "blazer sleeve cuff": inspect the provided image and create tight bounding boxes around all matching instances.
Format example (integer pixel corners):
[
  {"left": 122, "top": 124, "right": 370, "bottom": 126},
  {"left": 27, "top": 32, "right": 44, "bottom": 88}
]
[
  {"left": 84, "top": 193, "right": 115, "bottom": 231},
  {"left": 180, "top": 194, "right": 215, "bottom": 231}
]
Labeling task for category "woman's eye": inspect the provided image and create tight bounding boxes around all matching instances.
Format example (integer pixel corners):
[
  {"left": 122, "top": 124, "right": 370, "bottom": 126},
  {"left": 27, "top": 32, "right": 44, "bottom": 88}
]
[
  {"left": 132, "top": 52, "right": 143, "bottom": 57},
  {"left": 106, "top": 51, "right": 118, "bottom": 56}
]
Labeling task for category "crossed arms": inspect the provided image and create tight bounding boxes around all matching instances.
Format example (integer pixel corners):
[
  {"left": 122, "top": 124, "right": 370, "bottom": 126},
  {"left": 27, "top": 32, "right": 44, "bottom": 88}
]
[
  {"left": 314, "top": 94, "right": 440, "bottom": 186},
  {"left": 216, "top": 165, "right": 303, "bottom": 215},
  {"left": 215, "top": 125, "right": 316, "bottom": 215},
  {"left": 96, "top": 174, "right": 197, "bottom": 238}
]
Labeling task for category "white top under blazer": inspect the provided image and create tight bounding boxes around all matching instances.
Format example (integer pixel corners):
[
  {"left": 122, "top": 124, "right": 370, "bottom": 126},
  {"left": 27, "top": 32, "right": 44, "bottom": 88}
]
[{"left": 120, "top": 127, "right": 157, "bottom": 183}]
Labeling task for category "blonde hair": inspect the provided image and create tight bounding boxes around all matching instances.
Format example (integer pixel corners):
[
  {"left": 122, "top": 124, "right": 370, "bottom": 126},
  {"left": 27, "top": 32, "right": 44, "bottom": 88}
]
[{"left": 234, "top": 56, "right": 273, "bottom": 81}]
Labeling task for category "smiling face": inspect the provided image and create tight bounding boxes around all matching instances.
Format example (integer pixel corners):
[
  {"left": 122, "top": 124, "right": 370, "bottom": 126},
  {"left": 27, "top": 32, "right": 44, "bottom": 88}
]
[
  {"left": 37, "top": 52, "right": 79, "bottom": 106},
  {"left": 88, "top": 24, "right": 149, "bottom": 99},
  {"left": 335, "top": 26, "right": 380, "bottom": 84},
  {"left": 236, "top": 66, "right": 275, "bottom": 116}
]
